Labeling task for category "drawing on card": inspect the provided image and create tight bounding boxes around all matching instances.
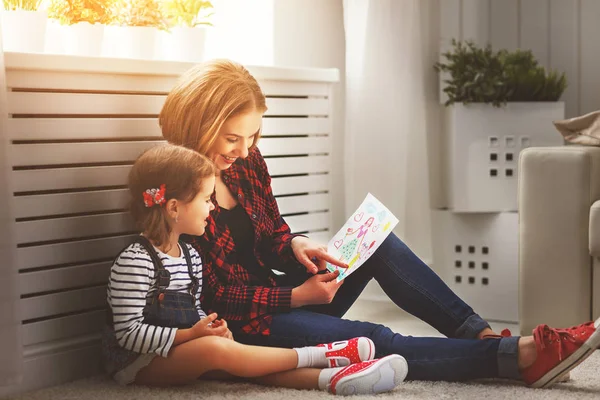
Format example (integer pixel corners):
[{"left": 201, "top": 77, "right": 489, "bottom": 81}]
[{"left": 326, "top": 193, "right": 399, "bottom": 282}]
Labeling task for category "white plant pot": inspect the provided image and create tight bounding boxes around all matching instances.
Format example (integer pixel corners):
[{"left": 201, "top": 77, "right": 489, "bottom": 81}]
[
  {"left": 159, "top": 26, "right": 207, "bottom": 62},
  {"left": 103, "top": 26, "right": 156, "bottom": 59},
  {"left": 432, "top": 210, "right": 519, "bottom": 323},
  {"left": 0, "top": 10, "right": 47, "bottom": 53},
  {"left": 442, "top": 102, "right": 565, "bottom": 213},
  {"left": 63, "top": 22, "right": 104, "bottom": 57}
]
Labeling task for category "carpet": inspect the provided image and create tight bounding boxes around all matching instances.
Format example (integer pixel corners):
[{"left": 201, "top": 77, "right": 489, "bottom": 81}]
[{"left": 9, "top": 352, "right": 600, "bottom": 400}]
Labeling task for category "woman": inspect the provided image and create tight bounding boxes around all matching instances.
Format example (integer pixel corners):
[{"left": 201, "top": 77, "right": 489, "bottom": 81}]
[{"left": 159, "top": 59, "right": 600, "bottom": 387}]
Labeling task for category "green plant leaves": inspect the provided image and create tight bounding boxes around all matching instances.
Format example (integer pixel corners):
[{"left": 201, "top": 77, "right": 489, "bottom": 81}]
[{"left": 434, "top": 39, "right": 567, "bottom": 107}]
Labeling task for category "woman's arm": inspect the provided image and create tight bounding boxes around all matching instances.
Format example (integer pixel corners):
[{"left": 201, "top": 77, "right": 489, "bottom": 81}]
[{"left": 199, "top": 254, "right": 294, "bottom": 321}]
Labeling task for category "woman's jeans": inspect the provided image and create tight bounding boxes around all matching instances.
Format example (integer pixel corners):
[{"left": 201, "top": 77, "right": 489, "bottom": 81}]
[{"left": 232, "top": 233, "right": 520, "bottom": 381}]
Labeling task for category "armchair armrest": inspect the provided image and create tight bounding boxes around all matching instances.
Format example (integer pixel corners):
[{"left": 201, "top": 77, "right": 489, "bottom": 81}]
[{"left": 519, "top": 146, "right": 600, "bottom": 335}]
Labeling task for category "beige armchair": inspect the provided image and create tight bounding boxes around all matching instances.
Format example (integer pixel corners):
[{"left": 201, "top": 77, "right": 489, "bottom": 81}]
[{"left": 518, "top": 146, "right": 600, "bottom": 335}]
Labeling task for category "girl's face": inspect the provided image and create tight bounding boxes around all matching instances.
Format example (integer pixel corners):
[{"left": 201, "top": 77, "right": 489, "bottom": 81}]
[
  {"left": 179, "top": 175, "right": 216, "bottom": 236},
  {"left": 207, "top": 110, "right": 263, "bottom": 171}
]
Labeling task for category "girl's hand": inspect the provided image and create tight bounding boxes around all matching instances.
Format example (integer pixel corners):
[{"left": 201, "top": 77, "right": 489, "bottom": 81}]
[
  {"left": 210, "top": 318, "right": 234, "bottom": 340},
  {"left": 291, "top": 236, "right": 349, "bottom": 274},
  {"left": 190, "top": 313, "right": 228, "bottom": 338}
]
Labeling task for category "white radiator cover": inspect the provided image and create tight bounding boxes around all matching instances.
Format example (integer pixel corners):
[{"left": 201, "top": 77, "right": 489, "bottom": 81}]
[
  {"left": 0, "top": 52, "right": 339, "bottom": 396},
  {"left": 432, "top": 210, "right": 519, "bottom": 323}
]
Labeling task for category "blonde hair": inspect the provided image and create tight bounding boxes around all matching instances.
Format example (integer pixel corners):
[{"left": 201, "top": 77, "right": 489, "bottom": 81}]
[
  {"left": 129, "top": 144, "right": 216, "bottom": 247},
  {"left": 159, "top": 59, "right": 267, "bottom": 154}
]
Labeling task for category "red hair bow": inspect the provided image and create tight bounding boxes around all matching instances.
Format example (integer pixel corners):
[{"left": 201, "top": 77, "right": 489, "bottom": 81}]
[{"left": 143, "top": 184, "right": 166, "bottom": 208}]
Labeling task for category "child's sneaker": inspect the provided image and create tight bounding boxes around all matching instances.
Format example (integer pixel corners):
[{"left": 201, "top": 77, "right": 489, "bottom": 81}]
[
  {"left": 522, "top": 318, "right": 600, "bottom": 388},
  {"left": 327, "top": 354, "right": 408, "bottom": 395},
  {"left": 318, "top": 337, "right": 375, "bottom": 367}
]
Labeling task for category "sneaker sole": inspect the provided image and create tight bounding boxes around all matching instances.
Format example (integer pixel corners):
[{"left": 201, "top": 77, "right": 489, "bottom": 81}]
[
  {"left": 532, "top": 317, "right": 600, "bottom": 388},
  {"left": 334, "top": 354, "right": 408, "bottom": 395}
]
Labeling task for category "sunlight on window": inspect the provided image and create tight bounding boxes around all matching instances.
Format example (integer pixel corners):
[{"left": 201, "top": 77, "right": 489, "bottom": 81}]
[{"left": 205, "top": 0, "right": 273, "bottom": 65}]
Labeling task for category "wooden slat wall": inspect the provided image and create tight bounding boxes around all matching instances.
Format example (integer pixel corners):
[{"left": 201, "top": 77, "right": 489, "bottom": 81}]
[
  {"left": 2, "top": 53, "right": 337, "bottom": 396},
  {"left": 441, "top": 0, "right": 600, "bottom": 118}
]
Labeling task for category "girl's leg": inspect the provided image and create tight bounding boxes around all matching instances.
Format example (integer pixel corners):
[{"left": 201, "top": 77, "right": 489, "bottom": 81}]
[
  {"left": 310, "top": 233, "right": 493, "bottom": 339},
  {"left": 135, "top": 335, "right": 299, "bottom": 386}
]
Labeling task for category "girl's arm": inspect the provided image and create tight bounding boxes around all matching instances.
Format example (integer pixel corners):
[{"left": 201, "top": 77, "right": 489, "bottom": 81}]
[{"left": 108, "top": 247, "right": 178, "bottom": 357}]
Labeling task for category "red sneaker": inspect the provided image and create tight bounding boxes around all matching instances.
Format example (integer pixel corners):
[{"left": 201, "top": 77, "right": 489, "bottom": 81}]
[
  {"left": 328, "top": 354, "right": 408, "bottom": 395},
  {"left": 522, "top": 318, "right": 600, "bottom": 388},
  {"left": 318, "top": 337, "right": 375, "bottom": 367}
]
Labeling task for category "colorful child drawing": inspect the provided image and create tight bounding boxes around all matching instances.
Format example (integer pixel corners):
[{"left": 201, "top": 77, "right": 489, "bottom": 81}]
[{"left": 326, "top": 193, "right": 399, "bottom": 282}]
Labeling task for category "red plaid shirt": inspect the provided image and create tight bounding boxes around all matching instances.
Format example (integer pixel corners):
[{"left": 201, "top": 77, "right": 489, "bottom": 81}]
[{"left": 190, "top": 147, "right": 303, "bottom": 335}]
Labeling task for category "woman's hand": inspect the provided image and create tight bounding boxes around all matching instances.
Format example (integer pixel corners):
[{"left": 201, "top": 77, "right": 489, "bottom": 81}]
[
  {"left": 291, "top": 236, "right": 349, "bottom": 274},
  {"left": 291, "top": 270, "right": 343, "bottom": 307}
]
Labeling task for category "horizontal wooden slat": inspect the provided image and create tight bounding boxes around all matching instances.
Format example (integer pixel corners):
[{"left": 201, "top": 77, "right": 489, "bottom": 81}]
[
  {"left": 13, "top": 156, "right": 330, "bottom": 193},
  {"left": 8, "top": 117, "right": 330, "bottom": 141},
  {"left": 6, "top": 70, "right": 329, "bottom": 96},
  {"left": 277, "top": 193, "right": 330, "bottom": 215},
  {"left": 14, "top": 189, "right": 129, "bottom": 219},
  {"left": 8, "top": 118, "right": 162, "bottom": 140},
  {"left": 20, "top": 262, "right": 111, "bottom": 295},
  {"left": 16, "top": 212, "right": 134, "bottom": 245},
  {"left": 271, "top": 174, "right": 329, "bottom": 196},
  {"left": 260, "top": 137, "right": 330, "bottom": 156},
  {"left": 22, "top": 310, "right": 105, "bottom": 346},
  {"left": 308, "top": 230, "right": 332, "bottom": 245},
  {"left": 4, "top": 52, "right": 340, "bottom": 82},
  {"left": 265, "top": 155, "right": 331, "bottom": 176},
  {"left": 7, "top": 70, "right": 178, "bottom": 93},
  {"left": 10, "top": 141, "right": 161, "bottom": 166},
  {"left": 12, "top": 165, "right": 130, "bottom": 192},
  {"left": 22, "top": 286, "right": 106, "bottom": 321},
  {"left": 11, "top": 138, "right": 328, "bottom": 167},
  {"left": 262, "top": 117, "right": 330, "bottom": 135},
  {"left": 8, "top": 92, "right": 329, "bottom": 116},
  {"left": 16, "top": 235, "right": 135, "bottom": 270},
  {"left": 7, "top": 92, "right": 166, "bottom": 115},
  {"left": 286, "top": 212, "right": 331, "bottom": 233}
]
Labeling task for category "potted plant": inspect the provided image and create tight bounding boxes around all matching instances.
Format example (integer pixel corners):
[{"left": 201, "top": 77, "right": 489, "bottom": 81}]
[
  {"left": 103, "top": 0, "right": 167, "bottom": 59},
  {"left": 434, "top": 40, "right": 566, "bottom": 212},
  {"left": 1, "top": 0, "right": 47, "bottom": 52},
  {"left": 158, "top": 0, "right": 213, "bottom": 62},
  {"left": 47, "top": 0, "right": 113, "bottom": 56}
]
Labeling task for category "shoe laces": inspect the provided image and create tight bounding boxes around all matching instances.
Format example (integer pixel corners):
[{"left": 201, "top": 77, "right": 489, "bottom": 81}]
[{"left": 534, "top": 325, "right": 579, "bottom": 361}]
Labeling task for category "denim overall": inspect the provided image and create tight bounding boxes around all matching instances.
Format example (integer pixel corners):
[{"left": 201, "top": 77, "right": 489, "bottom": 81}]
[{"left": 101, "top": 236, "right": 201, "bottom": 378}]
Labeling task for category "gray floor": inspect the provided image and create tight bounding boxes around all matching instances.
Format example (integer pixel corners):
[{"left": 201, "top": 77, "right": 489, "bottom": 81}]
[{"left": 12, "top": 298, "right": 600, "bottom": 400}]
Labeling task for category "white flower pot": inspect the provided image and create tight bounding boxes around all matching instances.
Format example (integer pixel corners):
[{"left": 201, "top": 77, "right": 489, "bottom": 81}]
[
  {"left": 1, "top": 10, "right": 47, "bottom": 53},
  {"left": 103, "top": 26, "right": 156, "bottom": 59},
  {"left": 63, "top": 22, "right": 104, "bottom": 57},
  {"left": 442, "top": 102, "right": 565, "bottom": 212},
  {"left": 159, "top": 26, "right": 207, "bottom": 62}
]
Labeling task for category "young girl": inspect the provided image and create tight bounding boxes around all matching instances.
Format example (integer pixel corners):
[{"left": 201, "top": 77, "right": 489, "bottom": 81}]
[{"left": 101, "top": 143, "right": 408, "bottom": 395}]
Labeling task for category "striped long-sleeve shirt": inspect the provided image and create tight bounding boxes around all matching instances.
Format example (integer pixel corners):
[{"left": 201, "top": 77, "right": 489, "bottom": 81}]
[{"left": 107, "top": 241, "right": 206, "bottom": 357}]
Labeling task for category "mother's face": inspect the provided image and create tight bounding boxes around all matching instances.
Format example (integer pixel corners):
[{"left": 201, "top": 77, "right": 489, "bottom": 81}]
[{"left": 207, "top": 110, "right": 263, "bottom": 171}]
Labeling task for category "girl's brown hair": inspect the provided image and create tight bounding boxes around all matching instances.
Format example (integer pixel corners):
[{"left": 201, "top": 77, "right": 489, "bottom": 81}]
[
  {"left": 128, "top": 144, "right": 216, "bottom": 247},
  {"left": 159, "top": 59, "right": 267, "bottom": 154}
]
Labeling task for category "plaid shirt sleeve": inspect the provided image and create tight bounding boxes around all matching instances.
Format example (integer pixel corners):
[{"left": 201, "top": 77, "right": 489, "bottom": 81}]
[
  {"left": 193, "top": 236, "right": 293, "bottom": 322},
  {"left": 253, "top": 148, "right": 305, "bottom": 264}
]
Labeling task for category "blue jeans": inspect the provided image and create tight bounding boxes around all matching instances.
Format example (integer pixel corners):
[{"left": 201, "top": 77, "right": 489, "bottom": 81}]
[{"left": 232, "top": 233, "right": 520, "bottom": 381}]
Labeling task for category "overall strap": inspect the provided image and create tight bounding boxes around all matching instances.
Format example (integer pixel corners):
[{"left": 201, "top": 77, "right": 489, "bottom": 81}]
[
  {"left": 133, "top": 236, "right": 170, "bottom": 291},
  {"left": 179, "top": 240, "right": 199, "bottom": 294}
]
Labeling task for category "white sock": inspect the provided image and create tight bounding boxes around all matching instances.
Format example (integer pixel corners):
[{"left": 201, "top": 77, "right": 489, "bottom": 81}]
[
  {"left": 294, "top": 346, "right": 327, "bottom": 368},
  {"left": 318, "top": 367, "right": 343, "bottom": 390}
]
